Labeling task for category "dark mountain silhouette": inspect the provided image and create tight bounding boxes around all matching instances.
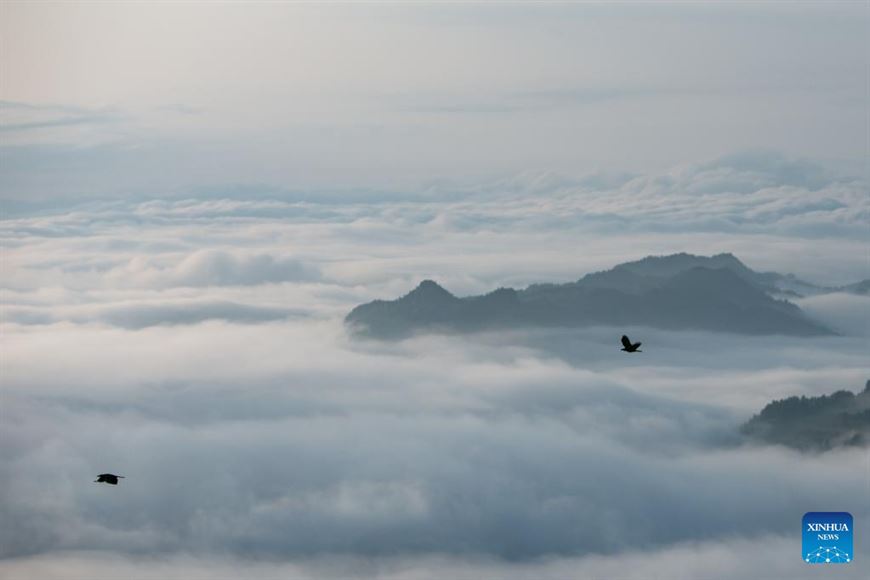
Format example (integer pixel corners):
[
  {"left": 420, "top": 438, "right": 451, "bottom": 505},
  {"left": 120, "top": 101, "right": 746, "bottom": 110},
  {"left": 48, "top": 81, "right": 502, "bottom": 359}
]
[
  {"left": 566, "top": 252, "right": 866, "bottom": 298},
  {"left": 742, "top": 380, "right": 870, "bottom": 451},
  {"left": 346, "top": 253, "right": 834, "bottom": 339},
  {"left": 841, "top": 279, "right": 870, "bottom": 295}
]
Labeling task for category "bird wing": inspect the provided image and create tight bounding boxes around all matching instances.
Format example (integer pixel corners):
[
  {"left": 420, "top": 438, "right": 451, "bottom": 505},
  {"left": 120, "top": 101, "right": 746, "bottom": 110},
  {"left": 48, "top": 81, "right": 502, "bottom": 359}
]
[
  {"left": 633, "top": 342, "right": 642, "bottom": 349},
  {"left": 621, "top": 335, "right": 631, "bottom": 348}
]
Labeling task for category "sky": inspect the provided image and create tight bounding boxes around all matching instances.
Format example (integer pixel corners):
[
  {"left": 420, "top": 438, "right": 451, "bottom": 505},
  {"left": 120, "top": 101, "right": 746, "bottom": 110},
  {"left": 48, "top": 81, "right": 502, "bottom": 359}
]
[
  {"left": 1, "top": 1, "right": 868, "bottom": 198},
  {"left": 1, "top": 2, "right": 869, "bottom": 579}
]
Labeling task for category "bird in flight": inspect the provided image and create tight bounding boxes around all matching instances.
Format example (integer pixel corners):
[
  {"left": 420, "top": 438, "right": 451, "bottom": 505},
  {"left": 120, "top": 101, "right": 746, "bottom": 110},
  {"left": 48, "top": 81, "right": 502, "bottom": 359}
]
[
  {"left": 94, "top": 473, "right": 125, "bottom": 485},
  {"left": 621, "top": 335, "right": 642, "bottom": 352}
]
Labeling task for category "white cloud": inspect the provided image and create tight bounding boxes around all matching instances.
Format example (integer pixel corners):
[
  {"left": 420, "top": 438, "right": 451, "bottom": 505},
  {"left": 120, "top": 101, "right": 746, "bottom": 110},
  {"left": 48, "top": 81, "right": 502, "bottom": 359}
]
[
  {"left": 1, "top": 316, "right": 867, "bottom": 561},
  {"left": 3, "top": 534, "right": 869, "bottom": 580},
  {"left": 1, "top": 152, "right": 867, "bottom": 571},
  {"left": 104, "top": 250, "right": 320, "bottom": 289},
  {"left": 796, "top": 293, "right": 870, "bottom": 337}
]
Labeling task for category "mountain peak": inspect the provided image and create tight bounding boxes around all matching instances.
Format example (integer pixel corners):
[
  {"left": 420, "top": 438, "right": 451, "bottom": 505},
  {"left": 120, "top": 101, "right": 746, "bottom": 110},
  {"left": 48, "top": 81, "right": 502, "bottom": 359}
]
[
  {"left": 709, "top": 252, "right": 748, "bottom": 267},
  {"left": 404, "top": 279, "right": 455, "bottom": 300},
  {"left": 415, "top": 279, "right": 448, "bottom": 292}
]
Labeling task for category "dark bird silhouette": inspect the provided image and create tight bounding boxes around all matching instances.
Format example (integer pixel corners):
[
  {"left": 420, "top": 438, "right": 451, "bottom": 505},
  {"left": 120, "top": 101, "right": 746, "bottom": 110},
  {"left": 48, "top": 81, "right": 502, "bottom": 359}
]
[
  {"left": 621, "top": 335, "right": 642, "bottom": 352},
  {"left": 94, "top": 473, "right": 125, "bottom": 485}
]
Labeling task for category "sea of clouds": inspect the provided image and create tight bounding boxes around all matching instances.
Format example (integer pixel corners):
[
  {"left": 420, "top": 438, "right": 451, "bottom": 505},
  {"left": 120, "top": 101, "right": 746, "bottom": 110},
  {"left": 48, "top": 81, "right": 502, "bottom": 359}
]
[{"left": 2, "top": 154, "right": 869, "bottom": 578}]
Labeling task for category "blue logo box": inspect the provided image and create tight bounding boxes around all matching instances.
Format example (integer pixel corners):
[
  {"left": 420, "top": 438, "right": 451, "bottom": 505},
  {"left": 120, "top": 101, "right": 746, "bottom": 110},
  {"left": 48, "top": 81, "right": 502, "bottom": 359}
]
[{"left": 803, "top": 512, "right": 853, "bottom": 564}]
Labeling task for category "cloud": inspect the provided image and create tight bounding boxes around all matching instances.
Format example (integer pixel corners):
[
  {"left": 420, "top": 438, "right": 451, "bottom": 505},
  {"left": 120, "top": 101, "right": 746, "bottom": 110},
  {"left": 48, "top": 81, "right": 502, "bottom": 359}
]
[
  {"left": 3, "top": 152, "right": 867, "bottom": 292},
  {"left": 0, "top": 115, "right": 118, "bottom": 133},
  {"left": 686, "top": 150, "right": 837, "bottom": 192},
  {"left": 0, "top": 100, "right": 124, "bottom": 138},
  {"left": 1, "top": 317, "right": 868, "bottom": 562},
  {"left": 1, "top": 152, "right": 867, "bottom": 572},
  {"left": 91, "top": 301, "right": 306, "bottom": 329},
  {"left": 796, "top": 293, "right": 870, "bottom": 337},
  {"left": 4, "top": 534, "right": 869, "bottom": 580},
  {"left": 105, "top": 250, "right": 321, "bottom": 289}
]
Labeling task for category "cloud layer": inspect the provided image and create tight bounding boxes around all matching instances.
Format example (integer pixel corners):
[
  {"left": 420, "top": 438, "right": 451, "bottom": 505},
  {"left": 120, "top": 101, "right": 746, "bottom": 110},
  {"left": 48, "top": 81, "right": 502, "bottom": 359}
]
[
  {"left": 2, "top": 319, "right": 868, "bottom": 562},
  {"left": 1, "top": 153, "right": 868, "bottom": 577},
  {"left": 5, "top": 534, "right": 870, "bottom": 580}
]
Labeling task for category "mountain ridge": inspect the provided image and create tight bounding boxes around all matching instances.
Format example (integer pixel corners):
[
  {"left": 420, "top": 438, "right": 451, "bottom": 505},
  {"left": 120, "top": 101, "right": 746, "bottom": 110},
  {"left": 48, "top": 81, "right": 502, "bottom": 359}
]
[
  {"left": 346, "top": 253, "right": 840, "bottom": 339},
  {"left": 742, "top": 380, "right": 870, "bottom": 450}
]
